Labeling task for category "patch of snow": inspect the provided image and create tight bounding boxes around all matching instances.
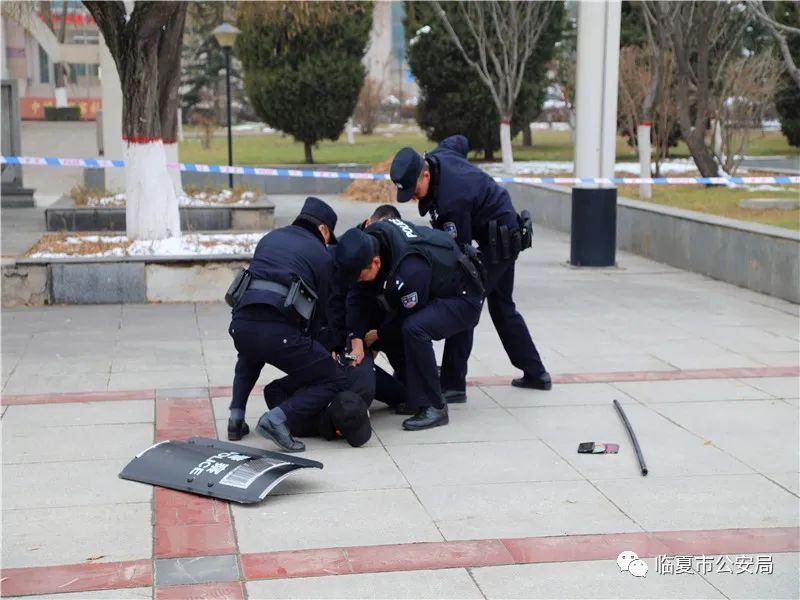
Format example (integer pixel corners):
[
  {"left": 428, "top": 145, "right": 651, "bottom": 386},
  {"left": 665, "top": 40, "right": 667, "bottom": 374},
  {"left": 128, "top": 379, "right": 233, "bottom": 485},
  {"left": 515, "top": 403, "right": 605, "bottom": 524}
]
[
  {"left": 484, "top": 159, "right": 699, "bottom": 177},
  {"left": 80, "top": 190, "right": 256, "bottom": 208},
  {"left": 30, "top": 233, "right": 265, "bottom": 259}
]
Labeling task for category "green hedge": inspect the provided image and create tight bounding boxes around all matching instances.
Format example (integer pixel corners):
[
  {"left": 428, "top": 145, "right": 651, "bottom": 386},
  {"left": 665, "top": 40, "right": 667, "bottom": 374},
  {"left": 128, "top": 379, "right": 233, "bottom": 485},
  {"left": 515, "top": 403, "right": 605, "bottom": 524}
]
[{"left": 44, "top": 106, "right": 81, "bottom": 121}]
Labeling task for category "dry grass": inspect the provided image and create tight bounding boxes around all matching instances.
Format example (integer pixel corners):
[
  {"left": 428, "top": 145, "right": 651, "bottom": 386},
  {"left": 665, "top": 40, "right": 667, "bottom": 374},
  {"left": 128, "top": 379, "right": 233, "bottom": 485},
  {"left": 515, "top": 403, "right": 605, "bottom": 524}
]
[
  {"left": 26, "top": 233, "right": 131, "bottom": 256},
  {"left": 182, "top": 184, "right": 259, "bottom": 204},
  {"left": 341, "top": 159, "right": 398, "bottom": 203},
  {"left": 69, "top": 184, "right": 117, "bottom": 207}
]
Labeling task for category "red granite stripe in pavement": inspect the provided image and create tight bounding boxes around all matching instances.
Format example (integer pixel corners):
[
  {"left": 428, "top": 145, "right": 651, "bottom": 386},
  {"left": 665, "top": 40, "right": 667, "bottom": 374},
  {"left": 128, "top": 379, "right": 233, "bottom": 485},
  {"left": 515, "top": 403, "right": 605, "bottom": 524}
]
[
  {"left": 0, "top": 559, "right": 152, "bottom": 597},
  {"left": 153, "top": 398, "right": 237, "bottom": 559},
  {"left": 155, "top": 581, "right": 245, "bottom": 600},
  {"left": 0, "top": 388, "right": 155, "bottom": 406},
  {"left": 5, "top": 527, "right": 798, "bottom": 596}
]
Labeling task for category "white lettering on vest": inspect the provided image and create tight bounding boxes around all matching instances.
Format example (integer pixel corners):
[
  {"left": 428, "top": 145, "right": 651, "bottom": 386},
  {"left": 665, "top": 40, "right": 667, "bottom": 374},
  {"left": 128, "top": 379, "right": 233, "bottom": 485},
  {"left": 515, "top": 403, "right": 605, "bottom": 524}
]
[{"left": 388, "top": 218, "right": 418, "bottom": 238}]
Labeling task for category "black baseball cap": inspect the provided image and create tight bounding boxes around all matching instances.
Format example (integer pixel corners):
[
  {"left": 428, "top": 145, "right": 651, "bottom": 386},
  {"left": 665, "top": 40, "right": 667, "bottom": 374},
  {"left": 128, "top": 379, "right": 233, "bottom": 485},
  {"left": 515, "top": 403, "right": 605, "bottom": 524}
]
[
  {"left": 390, "top": 147, "right": 424, "bottom": 203},
  {"left": 299, "top": 196, "right": 338, "bottom": 244},
  {"left": 335, "top": 228, "right": 377, "bottom": 283},
  {"left": 319, "top": 391, "right": 372, "bottom": 447}
]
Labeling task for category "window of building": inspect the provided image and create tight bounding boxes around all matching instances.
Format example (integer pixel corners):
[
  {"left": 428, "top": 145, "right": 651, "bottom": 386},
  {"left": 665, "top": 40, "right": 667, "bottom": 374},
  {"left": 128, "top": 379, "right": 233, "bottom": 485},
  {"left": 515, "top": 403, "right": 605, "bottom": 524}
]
[{"left": 38, "top": 44, "right": 50, "bottom": 83}]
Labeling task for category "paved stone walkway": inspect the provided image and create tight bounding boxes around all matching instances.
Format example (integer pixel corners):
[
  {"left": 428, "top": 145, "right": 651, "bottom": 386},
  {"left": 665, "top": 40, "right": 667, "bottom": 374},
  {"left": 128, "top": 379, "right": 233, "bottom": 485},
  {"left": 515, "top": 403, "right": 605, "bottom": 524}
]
[{"left": 1, "top": 194, "right": 798, "bottom": 599}]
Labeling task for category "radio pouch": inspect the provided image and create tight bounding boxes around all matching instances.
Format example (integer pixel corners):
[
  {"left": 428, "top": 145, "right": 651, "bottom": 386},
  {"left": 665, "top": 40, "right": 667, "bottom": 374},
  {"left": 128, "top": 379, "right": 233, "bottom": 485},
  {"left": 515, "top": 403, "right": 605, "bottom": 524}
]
[
  {"left": 284, "top": 277, "right": 318, "bottom": 324},
  {"left": 225, "top": 268, "right": 252, "bottom": 307}
]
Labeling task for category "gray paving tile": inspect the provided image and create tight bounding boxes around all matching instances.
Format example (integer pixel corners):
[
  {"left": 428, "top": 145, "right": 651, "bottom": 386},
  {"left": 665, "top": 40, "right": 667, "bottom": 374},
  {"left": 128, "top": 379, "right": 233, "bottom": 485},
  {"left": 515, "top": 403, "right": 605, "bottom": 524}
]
[
  {"left": 154, "top": 555, "right": 239, "bottom": 587},
  {"left": 650, "top": 400, "right": 800, "bottom": 473},
  {"left": 614, "top": 379, "right": 774, "bottom": 404},
  {"left": 107, "top": 369, "right": 209, "bottom": 391},
  {"left": 247, "top": 568, "right": 483, "bottom": 599},
  {"left": 212, "top": 417, "right": 382, "bottom": 451},
  {"left": 388, "top": 440, "right": 582, "bottom": 486},
  {"left": 2, "top": 459, "right": 151, "bottom": 509},
  {"left": 510, "top": 403, "right": 755, "bottom": 479},
  {"left": 2, "top": 503, "right": 152, "bottom": 568},
  {"left": 595, "top": 474, "right": 799, "bottom": 531},
  {"left": 2, "top": 400, "right": 153, "bottom": 431},
  {"left": 744, "top": 377, "right": 800, "bottom": 399},
  {"left": 2, "top": 372, "right": 110, "bottom": 395},
  {"left": 766, "top": 473, "right": 800, "bottom": 495},
  {"left": 414, "top": 480, "right": 640, "bottom": 540},
  {"left": 156, "top": 387, "right": 209, "bottom": 399},
  {"left": 232, "top": 489, "right": 442, "bottom": 553},
  {"left": 472, "top": 559, "right": 725, "bottom": 599},
  {"left": 2, "top": 423, "right": 153, "bottom": 464},
  {"left": 697, "top": 552, "right": 800, "bottom": 600},
  {"left": 5, "top": 588, "right": 152, "bottom": 600},
  {"left": 744, "top": 351, "right": 800, "bottom": 367},
  {"left": 485, "top": 382, "right": 629, "bottom": 408},
  {"left": 373, "top": 407, "right": 533, "bottom": 446}
]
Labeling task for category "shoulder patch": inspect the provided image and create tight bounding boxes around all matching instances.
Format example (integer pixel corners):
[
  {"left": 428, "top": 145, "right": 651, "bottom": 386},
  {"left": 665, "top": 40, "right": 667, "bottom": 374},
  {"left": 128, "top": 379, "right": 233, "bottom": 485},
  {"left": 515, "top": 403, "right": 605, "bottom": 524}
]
[
  {"left": 443, "top": 221, "right": 458, "bottom": 238},
  {"left": 400, "top": 291, "right": 418, "bottom": 309}
]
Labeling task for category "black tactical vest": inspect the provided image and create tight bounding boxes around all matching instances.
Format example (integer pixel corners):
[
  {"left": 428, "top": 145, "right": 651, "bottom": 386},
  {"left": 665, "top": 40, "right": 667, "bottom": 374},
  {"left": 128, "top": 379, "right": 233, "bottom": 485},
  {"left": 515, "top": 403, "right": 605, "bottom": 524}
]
[{"left": 366, "top": 218, "right": 463, "bottom": 301}]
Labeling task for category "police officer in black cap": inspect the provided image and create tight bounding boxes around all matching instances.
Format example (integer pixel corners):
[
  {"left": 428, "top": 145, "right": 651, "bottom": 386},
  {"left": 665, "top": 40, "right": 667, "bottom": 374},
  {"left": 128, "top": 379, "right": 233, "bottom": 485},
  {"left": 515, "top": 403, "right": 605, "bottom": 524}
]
[
  {"left": 390, "top": 136, "right": 552, "bottom": 394},
  {"left": 227, "top": 196, "right": 346, "bottom": 453},
  {"left": 336, "top": 219, "right": 484, "bottom": 430}
]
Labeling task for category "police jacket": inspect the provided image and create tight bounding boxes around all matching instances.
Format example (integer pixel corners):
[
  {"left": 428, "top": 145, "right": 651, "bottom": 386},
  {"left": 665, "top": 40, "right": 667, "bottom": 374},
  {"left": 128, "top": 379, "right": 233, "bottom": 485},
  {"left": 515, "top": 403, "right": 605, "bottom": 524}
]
[
  {"left": 346, "top": 219, "right": 466, "bottom": 341},
  {"left": 422, "top": 134, "right": 519, "bottom": 249},
  {"left": 234, "top": 219, "right": 333, "bottom": 336}
]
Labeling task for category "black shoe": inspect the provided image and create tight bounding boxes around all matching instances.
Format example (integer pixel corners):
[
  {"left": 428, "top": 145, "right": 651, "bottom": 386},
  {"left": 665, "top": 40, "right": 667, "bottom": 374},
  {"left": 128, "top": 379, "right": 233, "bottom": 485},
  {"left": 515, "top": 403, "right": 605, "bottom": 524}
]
[
  {"left": 227, "top": 419, "right": 250, "bottom": 441},
  {"left": 402, "top": 405, "right": 449, "bottom": 431},
  {"left": 394, "top": 402, "right": 416, "bottom": 415},
  {"left": 442, "top": 389, "right": 467, "bottom": 403},
  {"left": 511, "top": 372, "right": 552, "bottom": 390},
  {"left": 263, "top": 380, "right": 289, "bottom": 410},
  {"left": 256, "top": 415, "right": 305, "bottom": 452}
]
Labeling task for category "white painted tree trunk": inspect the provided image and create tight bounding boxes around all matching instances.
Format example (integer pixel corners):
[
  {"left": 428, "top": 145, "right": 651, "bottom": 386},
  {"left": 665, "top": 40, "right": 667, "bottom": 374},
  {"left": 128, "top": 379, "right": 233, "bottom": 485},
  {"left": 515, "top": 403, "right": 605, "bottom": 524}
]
[
  {"left": 637, "top": 122, "right": 652, "bottom": 200},
  {"left": 346, "top": 117, "right": 355, "bottom": 145},
  {"left": 55, "top": 87, "right": 68, "bottom": 108},
  {"left": 500, "top": 119, "right": 514, "bottom": 172},
  {"left": 124, "top": 141, "right": 181, "bottom": 240},
  {"left": 163, "top": 142, "right": 184, "bottom": 198},
  {"left": 568, "top": 110, "right": 577, "bottom": 146}
]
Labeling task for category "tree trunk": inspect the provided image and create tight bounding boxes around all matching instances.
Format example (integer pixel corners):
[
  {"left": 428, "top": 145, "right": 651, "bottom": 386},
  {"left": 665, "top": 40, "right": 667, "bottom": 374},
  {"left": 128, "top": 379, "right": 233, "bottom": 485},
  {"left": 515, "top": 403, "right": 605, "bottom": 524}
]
[
  {"left": 499, "top": 118, "right": 514, "bottom": 172},
  {"left": 84, "top": 1, "right": 183, "bottom": 240},
  {"left": 522, "top": 124, "right": 532, "bottom": 147},
  {"left": 158, "top": 5, "right": 187, "bottom": 198},
  {"left": 637, "top": 122, "right": 652, "bottom": 199},
  {"left": 304, "top": 141, "right": 314, "bottom": 164}
]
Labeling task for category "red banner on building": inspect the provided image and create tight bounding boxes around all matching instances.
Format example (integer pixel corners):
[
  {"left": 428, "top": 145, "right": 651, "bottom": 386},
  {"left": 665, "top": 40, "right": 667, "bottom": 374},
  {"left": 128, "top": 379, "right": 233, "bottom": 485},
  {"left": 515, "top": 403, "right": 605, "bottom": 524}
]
[{"left": 20, "top": 97, "right": 101, "bottom": 121}]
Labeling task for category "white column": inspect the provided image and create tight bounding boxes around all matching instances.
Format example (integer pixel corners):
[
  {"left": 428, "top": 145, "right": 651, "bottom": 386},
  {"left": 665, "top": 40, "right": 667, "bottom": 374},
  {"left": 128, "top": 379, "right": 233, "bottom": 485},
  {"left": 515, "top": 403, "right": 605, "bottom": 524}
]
[
  {"left": 574, "top": 0, "right": 621, "bottom": 185},
  {"left": 99, "top": 37, "right": 125, "bottom": 191},
  {"left": 637, "top": 122, "right": 652, "bottom": 199}
]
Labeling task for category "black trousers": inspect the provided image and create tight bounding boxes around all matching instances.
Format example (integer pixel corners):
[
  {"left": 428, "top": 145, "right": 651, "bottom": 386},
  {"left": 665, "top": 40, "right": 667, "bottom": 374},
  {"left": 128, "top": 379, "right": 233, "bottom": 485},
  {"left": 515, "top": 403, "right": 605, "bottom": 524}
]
[
  {"left": 228, "top": 316, "right": 346, "bottom": 433},
  {"left": 446, "top": 256, "right": 546, "bottom": 379}
]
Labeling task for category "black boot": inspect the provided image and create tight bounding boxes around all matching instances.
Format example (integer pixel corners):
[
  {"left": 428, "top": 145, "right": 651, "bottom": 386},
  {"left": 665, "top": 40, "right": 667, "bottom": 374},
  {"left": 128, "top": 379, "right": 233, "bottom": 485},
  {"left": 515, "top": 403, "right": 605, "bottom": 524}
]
[
  {"left": 227, "top": 419, "right": 250, "bottom": 441},
  {"left": 402, "top": 404, "right": 449, "bottom": 431},
  {"left": 256, "top": 414, "right": 305, "bottom": 452},
  {"left": 442, "top": 389, "right": 467, "bottom": 403},
  {"left": 511, "top": 372, "right": 552, "bottom": 390}
]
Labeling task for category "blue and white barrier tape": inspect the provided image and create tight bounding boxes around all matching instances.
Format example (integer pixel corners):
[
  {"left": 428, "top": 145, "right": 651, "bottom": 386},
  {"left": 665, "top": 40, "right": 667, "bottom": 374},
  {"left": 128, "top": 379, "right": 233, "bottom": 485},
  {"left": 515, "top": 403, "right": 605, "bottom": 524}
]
[{"left": 2, "top": 155, "right": 798, "bottom": 186}]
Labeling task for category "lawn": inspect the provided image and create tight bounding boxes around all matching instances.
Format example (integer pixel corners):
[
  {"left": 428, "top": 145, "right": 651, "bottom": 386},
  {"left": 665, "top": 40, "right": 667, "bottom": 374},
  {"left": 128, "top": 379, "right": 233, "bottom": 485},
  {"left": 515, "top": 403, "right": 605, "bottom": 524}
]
[{"left": 178, "top": 128, "right": 798, "bottom": 230}]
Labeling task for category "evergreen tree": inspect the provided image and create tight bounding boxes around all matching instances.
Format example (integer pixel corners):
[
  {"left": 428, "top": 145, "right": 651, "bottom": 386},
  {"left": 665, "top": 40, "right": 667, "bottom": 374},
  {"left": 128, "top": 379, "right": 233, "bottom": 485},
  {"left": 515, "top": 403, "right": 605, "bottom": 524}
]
[
  {"left": 236, "top": 1, "right": 373, "bottom": 163},
  {"left": 405, "top": 1, "right": 563, "bottom": 161},
  {"left": 773, "top": 1, "right": 800, "bottom": 147}
]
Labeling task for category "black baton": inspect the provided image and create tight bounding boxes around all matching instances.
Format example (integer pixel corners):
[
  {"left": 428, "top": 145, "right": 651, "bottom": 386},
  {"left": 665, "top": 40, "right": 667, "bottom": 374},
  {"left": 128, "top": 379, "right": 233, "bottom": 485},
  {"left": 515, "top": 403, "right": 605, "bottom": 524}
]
[{"left": 613, "top": 399, "right": 648, "bottom": 476}]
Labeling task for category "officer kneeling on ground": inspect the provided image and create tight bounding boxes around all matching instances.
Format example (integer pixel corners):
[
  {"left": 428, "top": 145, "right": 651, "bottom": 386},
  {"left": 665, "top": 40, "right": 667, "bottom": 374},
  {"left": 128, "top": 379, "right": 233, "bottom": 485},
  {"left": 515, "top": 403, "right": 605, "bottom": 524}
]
[
  {"left": 226, "top": 196, "right": 346, "bottom": 453},
  {"left": 391, "top": 136, "right": 552, "bottom": 393},
  {"left": 335, "top": 218, "right": 485, "bottom": 431}
]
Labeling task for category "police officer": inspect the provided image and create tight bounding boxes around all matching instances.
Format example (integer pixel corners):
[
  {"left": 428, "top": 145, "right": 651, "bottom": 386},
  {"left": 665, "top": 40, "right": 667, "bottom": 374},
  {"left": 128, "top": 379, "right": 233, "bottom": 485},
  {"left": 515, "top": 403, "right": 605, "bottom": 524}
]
[
  {"left": 358, "top": 203, "right": 402, "bottom": 230},
  {"left": 336, "top": 219, "right": 484, "bottom": 430},
  {"left": 227, "top": 196, "right": 346, "bottom": 452},
  {"left": 390, "top": 136, "right": 552, "bottom": 394}
]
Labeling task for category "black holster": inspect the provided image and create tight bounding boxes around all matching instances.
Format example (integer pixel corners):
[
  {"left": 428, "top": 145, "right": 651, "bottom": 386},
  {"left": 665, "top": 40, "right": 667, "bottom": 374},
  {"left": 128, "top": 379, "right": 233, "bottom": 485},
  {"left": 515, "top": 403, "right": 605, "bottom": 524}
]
[
  {"left": 225, "top": 268, "right": 251, "bottom": 307},
  {"left": 487, "top": 220, "right": 499, "bottom": 265},
  {"left": 284, "top": 277, "right": 317, "bottom": 327},
  {"left": 459, "top": 245, "right": 486, "bottom": 297},
  {"left": 518, "top": 209, "right": 534, "bottom": 251}
]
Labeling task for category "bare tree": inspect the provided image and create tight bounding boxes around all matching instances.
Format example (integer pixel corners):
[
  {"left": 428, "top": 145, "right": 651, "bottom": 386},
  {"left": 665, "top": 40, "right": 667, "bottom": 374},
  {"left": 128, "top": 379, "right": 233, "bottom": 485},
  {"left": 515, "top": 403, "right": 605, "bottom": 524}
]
[
  {"left": 431, "top": 0, "right": 558, "bottom": 171},
  {"left": 658, "top": 1, "right": 753, "bottom": 177},
  {"left": 747, "top": 0, "right": 800, "bottom": 89},
  {"left": 713, "top": 51, "right": 783, "bottom": 174},
  {"left": 83, "top": 1, "right": 187, "bottom": 240},
  {"left": 354, "top": 78, "right": 384, "bottom": 136}
]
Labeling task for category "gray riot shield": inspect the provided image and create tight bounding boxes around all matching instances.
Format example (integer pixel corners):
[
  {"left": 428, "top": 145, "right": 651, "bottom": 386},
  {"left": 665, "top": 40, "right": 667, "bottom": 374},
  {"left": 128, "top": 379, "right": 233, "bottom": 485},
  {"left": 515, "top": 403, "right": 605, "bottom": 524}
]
[{"left": 119, "top": 436, "right": 323, "bottom": 504}]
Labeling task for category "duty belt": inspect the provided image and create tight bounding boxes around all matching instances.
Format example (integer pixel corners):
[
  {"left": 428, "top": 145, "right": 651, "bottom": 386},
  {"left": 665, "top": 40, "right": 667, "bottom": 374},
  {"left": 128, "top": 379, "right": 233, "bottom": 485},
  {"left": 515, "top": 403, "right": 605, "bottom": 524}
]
[{"left": 248, "top": 280, "right": 290, "bottom": 296}]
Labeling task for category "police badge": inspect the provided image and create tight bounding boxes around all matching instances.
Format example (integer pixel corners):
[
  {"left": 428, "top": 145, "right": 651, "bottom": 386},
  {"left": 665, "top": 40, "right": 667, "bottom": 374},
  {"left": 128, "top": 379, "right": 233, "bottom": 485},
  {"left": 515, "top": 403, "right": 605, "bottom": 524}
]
[{"left": 400, "top": 292, "right": 418, "bottom": 309}]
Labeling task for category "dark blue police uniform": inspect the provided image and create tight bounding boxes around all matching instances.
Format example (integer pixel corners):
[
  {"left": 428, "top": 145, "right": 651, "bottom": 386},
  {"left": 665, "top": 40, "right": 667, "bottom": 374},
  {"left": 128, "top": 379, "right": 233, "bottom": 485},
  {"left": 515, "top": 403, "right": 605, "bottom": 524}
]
[
  {"left": 390, "top": 137, "right": 551, "bottom": 391},
  {"left": 336, "top": 219, "right": 484, "bottom": 430},
  {"left": 228, "top": 197, "right": 346, "bottom": 452}
]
